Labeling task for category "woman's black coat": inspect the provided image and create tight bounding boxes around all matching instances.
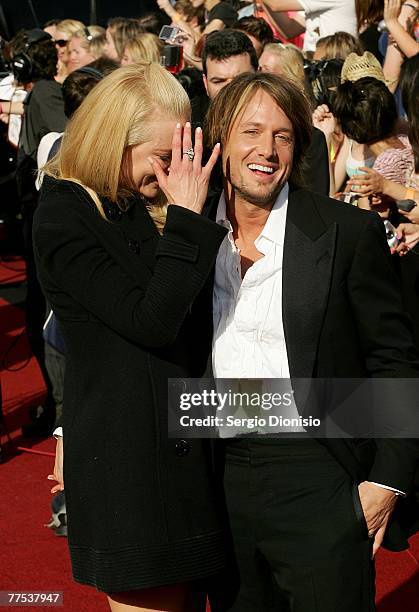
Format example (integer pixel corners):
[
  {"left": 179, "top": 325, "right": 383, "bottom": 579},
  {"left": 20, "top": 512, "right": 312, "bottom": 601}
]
[{"left": 33, "top": 176, "right": 228, "bottom": 592}]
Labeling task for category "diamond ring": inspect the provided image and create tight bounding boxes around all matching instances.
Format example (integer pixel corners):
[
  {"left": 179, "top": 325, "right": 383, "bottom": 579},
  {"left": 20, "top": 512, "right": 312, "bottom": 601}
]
[{"left": 184, "top": 147, "right": 194, "bottom": 161}]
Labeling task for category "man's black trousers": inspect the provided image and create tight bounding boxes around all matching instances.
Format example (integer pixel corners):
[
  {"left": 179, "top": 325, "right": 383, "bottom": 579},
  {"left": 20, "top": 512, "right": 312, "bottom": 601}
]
[{"left": 222, "top": 438, "right": 376, "bottom": 612}]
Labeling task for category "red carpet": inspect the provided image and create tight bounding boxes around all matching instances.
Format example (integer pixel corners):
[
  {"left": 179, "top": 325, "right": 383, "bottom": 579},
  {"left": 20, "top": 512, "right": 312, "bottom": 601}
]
[
  {"left": 0, "top": 256, "right": 26, "bottom": 285},
  {"left": 1, "top": 260, "right": 418, "bottom": 611},
  {"left": 0, "top": 437, "right": 418, "bottom": 611},
  {"left": 0, "top": 296, "right": 47, "bottom": 440},
  {"left": 0, "top": 437, "right": 109, "bottom": 612}
]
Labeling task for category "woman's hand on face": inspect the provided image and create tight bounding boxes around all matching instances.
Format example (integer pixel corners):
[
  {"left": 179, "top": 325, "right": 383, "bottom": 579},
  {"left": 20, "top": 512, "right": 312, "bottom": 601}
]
[
  {"left": 47, "top": 437, "right": 64, "bottom": 493},
  {"left": 149, "top": 122, "right": 220, "bottom": 215}
]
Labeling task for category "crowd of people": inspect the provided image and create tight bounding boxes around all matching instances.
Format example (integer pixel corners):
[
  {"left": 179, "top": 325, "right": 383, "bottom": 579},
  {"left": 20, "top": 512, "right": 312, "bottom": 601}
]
[{"left": 1, "top": 1, "right": 419, "bottom": 611}]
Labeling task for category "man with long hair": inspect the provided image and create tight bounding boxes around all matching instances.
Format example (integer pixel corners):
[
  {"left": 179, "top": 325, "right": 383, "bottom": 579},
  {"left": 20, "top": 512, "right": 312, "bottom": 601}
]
[{"left": 204, "top": 72, "right": 419, "bottom": 611}]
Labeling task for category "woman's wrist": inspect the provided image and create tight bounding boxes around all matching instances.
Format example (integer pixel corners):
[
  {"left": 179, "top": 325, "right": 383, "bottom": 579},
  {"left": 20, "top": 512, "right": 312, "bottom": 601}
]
[{"left": 385, "top": 17, "right": 400, "bottom": 28}]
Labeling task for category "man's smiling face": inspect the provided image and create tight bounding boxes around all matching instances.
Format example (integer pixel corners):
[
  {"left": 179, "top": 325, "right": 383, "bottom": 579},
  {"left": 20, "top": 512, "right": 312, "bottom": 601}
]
[{"left": 222, "top": 88, "right": 295, "bottom": 208}]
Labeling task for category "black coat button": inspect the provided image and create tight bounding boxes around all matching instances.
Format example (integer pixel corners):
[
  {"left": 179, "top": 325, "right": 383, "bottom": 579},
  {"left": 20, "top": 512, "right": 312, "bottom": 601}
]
[
  {"left": 103, "top": 202, "right": 122, "bottom": 222},
  {"left": 127, "top": 239, "right": 140, "bottom": 253},
  {"left": 175, "top": 439, "right": 190, "bottom": 457}
]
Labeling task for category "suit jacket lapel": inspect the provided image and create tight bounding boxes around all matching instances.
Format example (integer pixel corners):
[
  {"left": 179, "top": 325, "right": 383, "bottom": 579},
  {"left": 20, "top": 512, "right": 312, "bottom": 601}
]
[{"left": 282, "top": 188, "right": 337, "bottom": 379}]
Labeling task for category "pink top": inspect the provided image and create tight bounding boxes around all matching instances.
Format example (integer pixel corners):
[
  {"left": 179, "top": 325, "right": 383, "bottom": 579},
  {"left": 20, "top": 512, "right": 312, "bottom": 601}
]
[{"left": 373, "top": 135, "right": 415, "bottom": 185}]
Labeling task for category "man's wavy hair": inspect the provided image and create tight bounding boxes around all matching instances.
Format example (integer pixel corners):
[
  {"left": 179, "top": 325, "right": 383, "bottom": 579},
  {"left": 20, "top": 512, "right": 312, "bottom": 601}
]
[{"left": 204, "top": 72, "right": 313, "bottom": 188}]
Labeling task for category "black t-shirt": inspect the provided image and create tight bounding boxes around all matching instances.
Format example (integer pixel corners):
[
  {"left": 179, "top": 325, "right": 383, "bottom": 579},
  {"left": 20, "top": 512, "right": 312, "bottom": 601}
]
[
  {"left": 359, "top": 25, "right": 384, "bottom": 63},
  {"left": 17, "top": 79, "right": 66, "bottom": 204},
  {"left": 206, "top": 2, "right": 238, "bottom": 27},
  {"left": 20, "top": 79, "right": 67, "bottom": 160}
]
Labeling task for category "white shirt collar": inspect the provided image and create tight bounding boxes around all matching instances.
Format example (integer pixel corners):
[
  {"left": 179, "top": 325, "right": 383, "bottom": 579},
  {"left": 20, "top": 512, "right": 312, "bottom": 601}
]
[{"left": 216, "top": 183, "right": 289, "bottom": 247}]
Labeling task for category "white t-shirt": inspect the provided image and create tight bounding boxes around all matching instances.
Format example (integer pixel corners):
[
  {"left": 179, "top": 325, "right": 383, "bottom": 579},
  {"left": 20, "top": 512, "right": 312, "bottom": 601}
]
[
  {"left": 298, "top": 0, "right": 357, "bottom": 52},
  {"left": 36, "top": 131, "right": 63, "bottom": 190}
]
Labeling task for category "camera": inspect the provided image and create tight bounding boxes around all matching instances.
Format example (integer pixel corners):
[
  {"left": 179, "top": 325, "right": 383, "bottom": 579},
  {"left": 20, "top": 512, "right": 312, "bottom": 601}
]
[
  {"left": 159, "top": 25, "right": 182, "bottom": 43},
  {"left": 396, "top": 199, "right": 416, "bottom": 213},
  {"left": 337, "top": 192, "right": 359, "bottom": 206},
  {"left": 174, "top": 67, "right": 206, "bottom": 100}
]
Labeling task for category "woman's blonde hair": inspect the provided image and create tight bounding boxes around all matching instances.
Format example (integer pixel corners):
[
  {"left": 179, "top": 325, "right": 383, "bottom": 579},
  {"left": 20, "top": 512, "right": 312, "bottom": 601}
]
[
  {"left": 44, "top": 62, "right": 190, "bottom": 231},
  {"left": 72, "top": 26, "right": 106, "bottom": 59},
  {"left": 56, "top": 19, "right": 85, "bottom": 39},
  {"left": 263, "top": 43, "right": 305, "bottom": 85},
  {"left": 124, "top": 33, "right": 163, "bottom": 64}
]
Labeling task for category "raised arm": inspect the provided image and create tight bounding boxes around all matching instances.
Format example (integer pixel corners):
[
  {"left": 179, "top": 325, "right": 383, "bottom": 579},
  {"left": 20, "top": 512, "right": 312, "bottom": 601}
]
[
  {"left": 384, "top": 0, "right": 419, "bottom": 58},
  {"left": 383, "top": 0, "right": 418, "bottom": 91},
  {"left": 262, "top": 0, "right": 303, "bottom": 10}
]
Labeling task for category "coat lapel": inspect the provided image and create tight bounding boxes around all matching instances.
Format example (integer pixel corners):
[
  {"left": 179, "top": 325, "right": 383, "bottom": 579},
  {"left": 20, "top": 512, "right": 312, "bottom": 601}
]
[{"left": 282, "top": 188, "right": 337, "bottom": 379}]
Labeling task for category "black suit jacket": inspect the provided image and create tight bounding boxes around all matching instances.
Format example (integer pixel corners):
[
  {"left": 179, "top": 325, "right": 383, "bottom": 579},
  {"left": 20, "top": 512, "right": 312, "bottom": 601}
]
[{"left": 205, "top": 185, "right": 419, "bottom": 551}]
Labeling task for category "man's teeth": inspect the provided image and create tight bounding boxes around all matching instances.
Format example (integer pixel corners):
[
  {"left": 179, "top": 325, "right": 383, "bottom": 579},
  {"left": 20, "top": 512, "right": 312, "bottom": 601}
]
[{"left": 248, "top": 164, "right": 274, "bottom": 174}]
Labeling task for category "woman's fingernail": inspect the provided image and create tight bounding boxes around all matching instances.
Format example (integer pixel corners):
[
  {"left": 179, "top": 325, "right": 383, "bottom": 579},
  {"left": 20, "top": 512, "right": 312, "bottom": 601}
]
[
  {"left": 47, "top": 475, "right": 54, "bottom": 480},
  {"left": 196, "top": 126, "right": 202, "bottom": 133},
  {"left": 176, "top": 122, "right": 181, "bottom": 128},
  {"left": 185, "top": 121, "right": 191, "bottom": 128}
]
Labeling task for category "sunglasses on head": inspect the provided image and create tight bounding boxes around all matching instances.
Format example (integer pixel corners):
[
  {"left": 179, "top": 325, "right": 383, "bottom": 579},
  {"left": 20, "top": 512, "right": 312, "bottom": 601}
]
[{"left": 55, "top": 39, "right": 68, "bottom": 47}]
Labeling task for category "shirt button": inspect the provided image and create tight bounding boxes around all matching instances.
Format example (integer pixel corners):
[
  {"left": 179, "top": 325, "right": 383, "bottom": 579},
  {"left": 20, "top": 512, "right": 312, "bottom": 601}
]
[
  {"left": 127, "top": 239, "right": 140, "bottom": 253},
  {"left": 175, "top": 439, "right": 190, "bottom": 457}
]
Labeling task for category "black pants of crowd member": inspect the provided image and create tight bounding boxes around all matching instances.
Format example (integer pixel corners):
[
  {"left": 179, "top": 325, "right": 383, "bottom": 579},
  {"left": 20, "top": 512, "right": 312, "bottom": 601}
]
[{"left": 222, "top": 438, "right": 375, "bottom": 612}]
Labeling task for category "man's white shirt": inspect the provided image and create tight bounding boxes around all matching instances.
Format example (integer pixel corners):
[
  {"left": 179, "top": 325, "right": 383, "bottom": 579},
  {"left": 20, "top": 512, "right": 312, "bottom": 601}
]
[
  {"left": 212, "top": 183, "right": 302, "bottom": 436},
  {"left": 213, "top": 184, "right": 290, "bottom": 380}
]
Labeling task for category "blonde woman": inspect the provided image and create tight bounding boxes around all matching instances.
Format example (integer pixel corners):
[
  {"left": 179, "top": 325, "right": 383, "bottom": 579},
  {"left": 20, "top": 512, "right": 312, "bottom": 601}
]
[
  {"left": 259, "top": 42, "right": 306, "bottom": 83},
  {"left": 259, "top": 42, "right": 315, "bottom": 107},
  {"left": 68, "top": 26, "right": 106, "bottom": 72},
  {"left": 34, "top": 63, "right": 225, "bottom": 612},
  {"left": 121, "top": 33, "right": 164, "bottom": 65},
  {"left": 54, "top": 19, "right": 85, "bottom": 82}
]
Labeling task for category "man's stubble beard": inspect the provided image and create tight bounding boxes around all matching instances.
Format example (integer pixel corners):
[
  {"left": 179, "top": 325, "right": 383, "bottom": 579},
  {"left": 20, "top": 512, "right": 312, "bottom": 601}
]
[{"left": 233, "top": 174, "right": 288, "bottom": 208}]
